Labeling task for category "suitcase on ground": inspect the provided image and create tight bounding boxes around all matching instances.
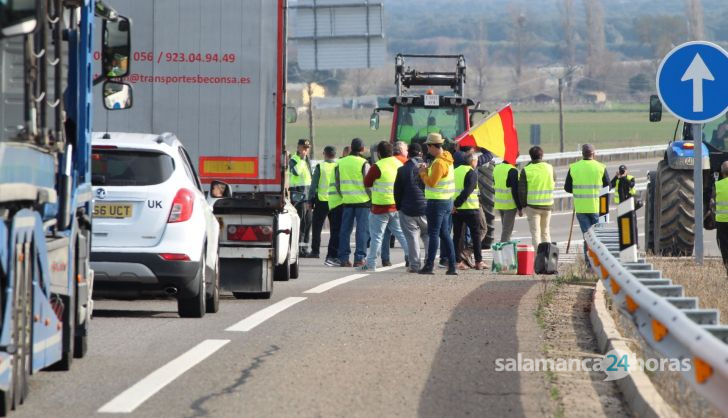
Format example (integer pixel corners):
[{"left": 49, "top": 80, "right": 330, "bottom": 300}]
[{"left": 534, "top": 242, "right": 559, "bottom": 274}]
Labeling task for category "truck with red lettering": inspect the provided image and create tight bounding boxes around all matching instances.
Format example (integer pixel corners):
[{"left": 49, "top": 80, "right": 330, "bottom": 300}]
[{"left": 93, "top": 0, "right": 299, "bottom": 298}]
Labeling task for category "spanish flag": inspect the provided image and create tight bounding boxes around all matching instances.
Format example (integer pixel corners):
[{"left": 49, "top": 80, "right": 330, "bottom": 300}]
[{"left": 456, "top": 104, "right": 519, "bottom": 165}]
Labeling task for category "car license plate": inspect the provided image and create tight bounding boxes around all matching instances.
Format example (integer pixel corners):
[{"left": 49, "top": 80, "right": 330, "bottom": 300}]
[
  {"left": 93, "top": 203, "right": 133, "bottom": 218},
  {"left": 684, "top": 157, "right": 694, "bottom": 166},
  {"left": 424, "top": 94, "right": 439, "bottom": 107}
]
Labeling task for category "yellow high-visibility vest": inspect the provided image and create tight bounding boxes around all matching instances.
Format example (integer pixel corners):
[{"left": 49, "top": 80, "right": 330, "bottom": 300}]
[
  {"left": 290, "top": 154, "right": 311, "bottom": 187},
  {"left": 424, "top": 161, "right": 455, "bottom": 200},
  {"left": 317, "top": 161, "right": 337, "bottom": 202},
  {"left": 569, "top": 159, "right": 605, "bottom": 213},
  {"left": 523, "top": 162, "right": 555, "bottom": 206},
  {"left": 613, "top": 175, "right": 636, "bottom": 203},
  {"left": 337, "top": 155, "right": 369, "bottom": 204},
  {"left": 454, "top": 165, "right": 480, "bottom": 209},
  {"left": 371, "top": 157, "right": 403, "bottom": 205},
  {"left": 716, "top": 177, "right": 728, "bottom": 223},
  {"left": 494, "top": 163, "right": 517, "bottom": 210}
]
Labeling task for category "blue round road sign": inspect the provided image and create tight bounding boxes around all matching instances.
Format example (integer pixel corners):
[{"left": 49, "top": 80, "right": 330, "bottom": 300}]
[{"left": 657, "top": 41, "right": 728, "bottom": 123}]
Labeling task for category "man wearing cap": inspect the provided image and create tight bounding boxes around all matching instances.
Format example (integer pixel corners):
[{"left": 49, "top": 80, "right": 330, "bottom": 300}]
[
  {"left": 519, "top": 146, "right": 555, "bottom": 247},
  {"left": 307, "top": 145, "right": 338, "bottom": 260},
  {"left": 335, "top": 138, "right": 371, "bottom": 267},
  {"left": 610, "top": 165, "right": 637, "bottom": 205},
  {"left": 418, "top": 133, "right": 458, "bottom": 275},
  {"left": 395, "top": 143, "right": 429, "bottom": 273},
  {"left": 565, "top": 144, "right": 610, "bottom": 258},
  {"left": 290, "top": 139, "right": 313, "bottom": 256},
  {"left": 358, "top": 141, "right": 409, "bottom": 272}
]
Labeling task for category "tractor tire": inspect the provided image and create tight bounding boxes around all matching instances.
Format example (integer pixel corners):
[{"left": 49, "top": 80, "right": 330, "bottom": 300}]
[
  {"left": 645, "top": 171, "right": 656, "bottom": 254},
  {"left": 654, "top": 160, "right": 695, "bottom": 256},
  {"left": 477, "top": 164, "right": 496, "bottom": 249}
]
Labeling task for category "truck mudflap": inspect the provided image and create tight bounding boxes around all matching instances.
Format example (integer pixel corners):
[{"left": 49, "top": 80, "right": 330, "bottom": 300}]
[{"left": 219, "top": 257, "right": 273, "bottom": 294}]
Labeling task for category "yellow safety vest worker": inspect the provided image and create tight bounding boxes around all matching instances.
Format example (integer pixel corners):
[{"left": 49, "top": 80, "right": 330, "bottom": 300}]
[
  {"left": 494, "top": 163, "right": 517, "bottom": 210},
  {"left": 523, "top": 162, "right": 555, "bottom": 206},
  {"left": 317, "top": 161, "right": 337, "bottom": 202},
  {"left": 613, "top": 175, "right": 636, "bottom": 203},
  {"left": 715, "top": 177, "right": 728, "bottom": 223},
  {"left": 454, "top": 165, "right": 480, "bottom": 210},
  {"left": 424, "top": 161, "right": 456, "bottom": 200},
  {"left": 290, "top": 154, "right": 311, "bottom": 187},
  {"left": 337, "top": 155, "right": 369, "bottom": 204},
  {"left": 327, "top": 163, "right": 343, "bottom": 210},
  {"left": 570, "top": 159, "right": 605, "bottom": 213},
  {"left": 371, "top": 157, "right": 403, "bottom": 205}
]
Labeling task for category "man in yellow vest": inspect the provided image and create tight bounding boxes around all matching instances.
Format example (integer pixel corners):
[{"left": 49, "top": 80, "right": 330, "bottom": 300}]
[
  {"left": 418, "top": 133, "right": 457, "bottom": 275},
  {"left": 493, "top": 159, "right": 521, "bottom": 242},
  {"left": 610, "top": 164, "right": 641, "bottom": 208},
  {"left": 358, "top": 141, "right": 409, "bottom": 272},
  {"left": 335, "top": 138, "right": 371, "bottom": 267},
  {"left": 290, "top": 138, "right": 313, "bottom": 256},
  {"left": 307, "top": 145, "right": 337, "bottom": 260},
  {"left": 453, "top": 153, "right": 484, "bottom": 270},
  {"left": 714, "top": 161, "right": 728, "bottom": 275},
  {"left": 564, "top": 143, "right": 609, "bottom": 258},
  {"left": 518, "top": 146, "right": 555, "bottom": 247}
]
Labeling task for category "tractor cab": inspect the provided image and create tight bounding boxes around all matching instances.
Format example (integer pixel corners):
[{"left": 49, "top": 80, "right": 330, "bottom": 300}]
[{"left": 370, "top": 54, "right": 486, "bottom": 153}]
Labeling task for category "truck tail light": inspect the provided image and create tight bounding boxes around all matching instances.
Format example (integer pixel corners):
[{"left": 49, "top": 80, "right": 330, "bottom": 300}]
[
  {"left": 159, "top": 253, "right": 191, "bottom": 261},
  {"left": 168, "top": 189, "right": 195, "bottom": 223},
  {"left": 227, "top": 225, "right": 273, "bottom": 242}
]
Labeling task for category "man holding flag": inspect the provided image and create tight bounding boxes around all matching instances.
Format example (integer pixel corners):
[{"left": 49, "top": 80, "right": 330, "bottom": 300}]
[{"left": 456, "top": 104, "right": 520, "bottom": 166}]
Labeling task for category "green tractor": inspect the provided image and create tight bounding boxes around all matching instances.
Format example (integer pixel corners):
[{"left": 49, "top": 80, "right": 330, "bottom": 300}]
[{"left": 645, "top": 95, "right": 728, "bottom": 256}]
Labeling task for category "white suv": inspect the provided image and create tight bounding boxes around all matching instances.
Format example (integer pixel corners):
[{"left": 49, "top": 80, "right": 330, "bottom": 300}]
[{"left": 90, "top": 132, "right": 220, "bottom": 318}]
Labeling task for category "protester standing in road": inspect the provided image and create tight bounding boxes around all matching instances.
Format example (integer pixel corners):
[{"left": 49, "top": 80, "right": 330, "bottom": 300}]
[
  {"left": 610, "top": 164, "right": 637, "bottom": 205},
  {"left": 394, "top": 143, "right": 429, "bottom": 273},
  {"left": 307, "top": 145, "right": 337, "bottom": 259},
  {"left": 714, "top": 161, "right": 728, "bottom": 275},
  {"left": 564, "top": 144, "right": 609, "bottom": 258},
  {"left": 359, "top": 141, "right": 409, "bottom": 272},
  {"left": 418, "top": 133, "right": 457, "bottom": 275},
  {"left": 381, "top": 141, "right": 409, "bottom": 266},
  {"left": 494, "top": 159, "right": 520, "bottom": 242},
  {"left": 519, "top": 146, "right": 555, "bottom": 247},
  {"left": 453, "top": 153, "right": 484, "bottom": 270},
  {"left": 335, "top": 138, "right": 371, "bottom": 267},
  {"left": 290, "top": 139, "right": 313, "bottom": 256}
]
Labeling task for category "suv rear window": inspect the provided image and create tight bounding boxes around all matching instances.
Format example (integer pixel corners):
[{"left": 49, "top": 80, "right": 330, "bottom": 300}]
[{"left": 92, "top": 149, "right": 175, "bottom": 186}]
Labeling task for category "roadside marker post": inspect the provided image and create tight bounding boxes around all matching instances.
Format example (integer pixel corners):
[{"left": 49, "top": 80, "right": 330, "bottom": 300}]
[
  {"left": 617, "top": 197, "right": 638, "bottom": 263},
  {"left": 598, "top": 186, "right": 610, "bottom": 223}
]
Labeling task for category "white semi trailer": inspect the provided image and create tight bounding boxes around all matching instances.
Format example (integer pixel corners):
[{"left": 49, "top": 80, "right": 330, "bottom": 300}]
[{"left": 93, "top": 0, "right": 299, "bottom": 298}]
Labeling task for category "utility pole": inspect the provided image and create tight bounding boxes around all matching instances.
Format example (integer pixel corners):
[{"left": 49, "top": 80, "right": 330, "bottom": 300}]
[
  {"left": 307, "top": 81, "right": 315, "bottom": 155},
  {"left": 558, "top": 66, "right": 578, "bottom": 153}
]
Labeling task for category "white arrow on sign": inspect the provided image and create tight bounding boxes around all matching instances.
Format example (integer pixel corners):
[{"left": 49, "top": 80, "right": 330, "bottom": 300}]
[{"left": 680, "top": 53, "right": 714, "bottom": 112}]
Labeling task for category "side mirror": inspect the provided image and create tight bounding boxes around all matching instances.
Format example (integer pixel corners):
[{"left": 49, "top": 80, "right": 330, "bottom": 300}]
[
  {"left": 649, "top": 94, "right": 662, "bottom": 122},
  {"left": 102, "top": 16, "right": 131, "bottom": 78},
  {"left": 0, "top": 0, "right": 39, "bottom": 38},
  {"left": 286, "top": 106, "right": 297, "bottom": 123},
  {"left": 102, "top": 81, "right": 133, "bottom": 110},
  {"left": 210, "top": 180, "right": 232, "bottom": 198},
  {"left": 369, "top": 112, "right": 380, "bottom": 130}
]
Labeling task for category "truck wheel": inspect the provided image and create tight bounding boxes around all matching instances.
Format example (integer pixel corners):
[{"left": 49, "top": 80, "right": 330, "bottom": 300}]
[
  {"left": 478, "top": 164, "right": 496, "bottom": 249},
  {"left": 178, "top": 253, "right": 206, "bottom": 318},
  {"left": 654, "top": 160, "right": 694, "bottom": 256},
  {"left": 205, "top": 256, "right": 220, "bottom": 314},
  {"left": 274, "top": 253, "right": 290, "bottom": 281},
  {"left": 645, "top": 171, "right": 656, "bottom": 253},
  {"left": 290, "top": 259, "right": 299, "bottom": 279}
]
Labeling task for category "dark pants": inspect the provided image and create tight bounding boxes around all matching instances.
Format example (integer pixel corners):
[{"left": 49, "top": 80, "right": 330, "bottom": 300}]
[
  {"left": 577, "top": 213, "right": 600, "bottom": 259},
  {"left": 310, "top": 198, "right": 330, "bottom": 255},
  {"left": 295, "top": 200, "right": 312, "bottom": 251},
  {"left": 326, "top": 205, "right": 342, "bottom": 260},
  {"left": 425, "top": 199, "right": 456, "bottom": 269},
  {"left": 453, "top": 210, "right": 483, "bottom": 263},
  {"left": 718, "top": 222, "right": 728, "bottom": 276}
]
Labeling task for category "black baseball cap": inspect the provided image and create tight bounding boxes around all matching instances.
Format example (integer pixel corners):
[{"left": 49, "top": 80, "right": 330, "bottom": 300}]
[
  {"left": 323, "top": 145, "right": 336, "bottom": 155},
  {"left": 297, "top": 138, "right": 311, "bottom": 147},
  {"left": 618, "top": 164, "right": 627, "bottom": 171}
]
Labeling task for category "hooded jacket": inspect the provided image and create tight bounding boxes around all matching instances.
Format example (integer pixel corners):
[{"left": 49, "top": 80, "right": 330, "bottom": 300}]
[{"left": 419, "top": 150, "right": 455, "bottom": 188}]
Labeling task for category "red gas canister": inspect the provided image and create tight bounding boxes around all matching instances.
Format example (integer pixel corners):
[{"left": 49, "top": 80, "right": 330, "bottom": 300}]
[{"left": 517, "top": 244, "right": 535, "bottom": 275}]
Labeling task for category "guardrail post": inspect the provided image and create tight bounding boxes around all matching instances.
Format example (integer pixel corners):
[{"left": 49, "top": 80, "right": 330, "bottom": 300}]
[{"left": 617, "top": 197, "right": 638, "bottom": 263}]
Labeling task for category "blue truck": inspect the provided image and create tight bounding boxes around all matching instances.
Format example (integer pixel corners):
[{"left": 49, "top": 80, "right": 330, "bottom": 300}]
[{"left": 0, "top": 1, "right": 131, "bottom": 414}]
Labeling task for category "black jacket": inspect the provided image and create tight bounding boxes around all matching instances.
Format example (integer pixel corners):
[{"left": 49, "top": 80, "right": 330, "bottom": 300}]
[
  {"left": 394, "top": 158, "right": 426, "bottom": 217},
  {"left": 454, "top": 168, "right": 478, "bottom": 210}
]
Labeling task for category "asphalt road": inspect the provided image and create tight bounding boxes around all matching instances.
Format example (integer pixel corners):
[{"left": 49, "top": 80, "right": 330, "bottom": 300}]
[{"left": 13, "top": 156, "right": 718, "bottom": 417}]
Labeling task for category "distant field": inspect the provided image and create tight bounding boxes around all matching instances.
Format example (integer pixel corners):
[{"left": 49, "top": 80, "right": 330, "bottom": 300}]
[{"left": 285, "top": 107, "right": 681, "bottom": 155}]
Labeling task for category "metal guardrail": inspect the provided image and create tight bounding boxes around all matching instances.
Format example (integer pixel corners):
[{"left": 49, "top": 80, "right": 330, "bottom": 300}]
[{"left": 585, "top": 224, "right": 728, "bottom": 413}]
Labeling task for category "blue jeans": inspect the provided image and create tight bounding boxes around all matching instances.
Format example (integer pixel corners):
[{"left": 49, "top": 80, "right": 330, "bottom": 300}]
[
  {"left": 577, "top": 213, "right": 599, "bottom": 258},
  {"left": 366, "top": 212, "right": 409, "bottom": 269},
  {"left": 425, "top": 199, "right": 456, "bottom": 269},
  {"left": 338, "top": 206, "right": 370, "bottom": 263}
]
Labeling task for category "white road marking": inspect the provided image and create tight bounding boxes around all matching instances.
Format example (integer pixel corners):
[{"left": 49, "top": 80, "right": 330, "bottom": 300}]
[
  {"left": 98, "top": 339, "right": 230, "bottom": 414},
  {"left": 226, "top": 297, "right": 307, "bottom": 332},
  {"left": 376, "top": 262, "right": 406, "bottom": 272},
  {"left": 304, "top": 274, "right": 368, "bottom": 294}
]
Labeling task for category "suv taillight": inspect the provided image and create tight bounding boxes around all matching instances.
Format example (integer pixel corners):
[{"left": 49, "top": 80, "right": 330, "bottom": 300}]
[
  {"left": 168, "top": 189, "right": 194, "bottom": 223},
  {"left": 227, "top": 225, "right": 273, "bottom": 242}
]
